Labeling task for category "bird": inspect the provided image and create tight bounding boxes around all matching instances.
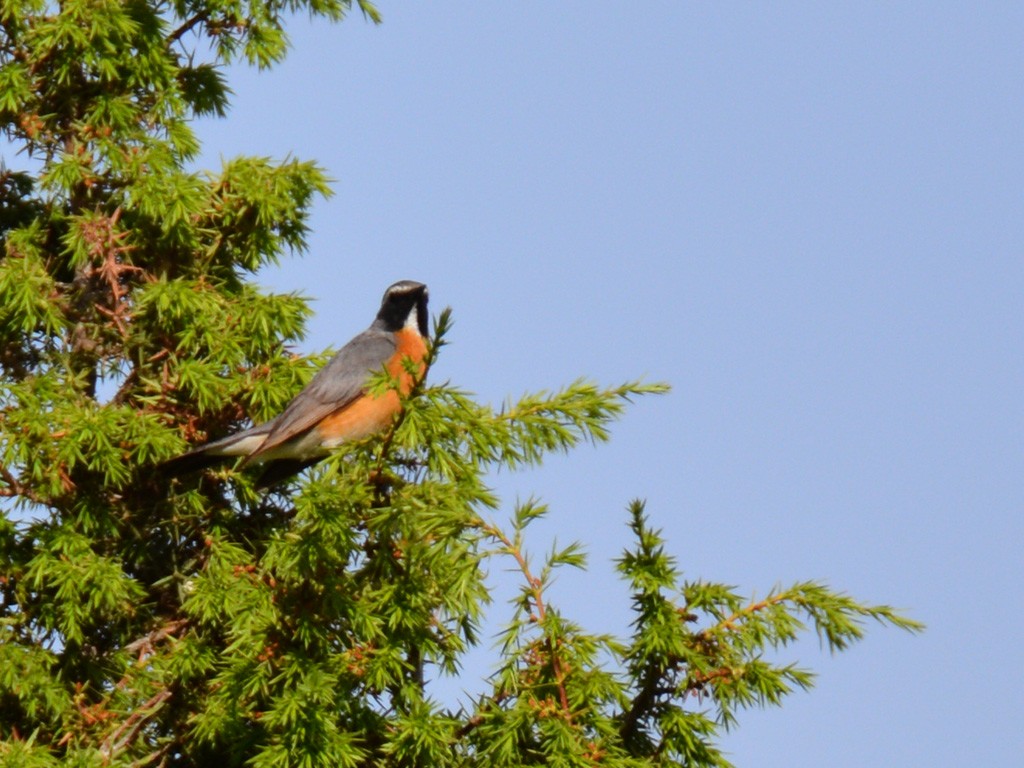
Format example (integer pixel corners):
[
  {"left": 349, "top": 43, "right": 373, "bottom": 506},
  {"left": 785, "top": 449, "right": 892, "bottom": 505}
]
[{"left": 162, "top": 280, "right": 430, "bottom": 486}]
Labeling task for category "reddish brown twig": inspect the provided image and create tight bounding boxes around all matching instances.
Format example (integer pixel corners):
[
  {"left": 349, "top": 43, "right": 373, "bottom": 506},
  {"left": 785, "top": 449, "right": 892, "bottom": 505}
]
[{"left": 99, "top": 688, "right": 173, "bottom": 761}]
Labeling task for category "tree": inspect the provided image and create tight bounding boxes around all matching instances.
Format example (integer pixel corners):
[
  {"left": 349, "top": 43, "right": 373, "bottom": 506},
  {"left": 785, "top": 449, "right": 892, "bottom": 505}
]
[{"left": 0, "top": 3, "right": 920, "bottom": 766}]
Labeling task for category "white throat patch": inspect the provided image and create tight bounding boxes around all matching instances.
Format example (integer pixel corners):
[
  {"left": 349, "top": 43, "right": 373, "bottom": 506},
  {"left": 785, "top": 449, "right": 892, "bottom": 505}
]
[{"left": 403, "top": 304, "right": 421, "bottom": 332}]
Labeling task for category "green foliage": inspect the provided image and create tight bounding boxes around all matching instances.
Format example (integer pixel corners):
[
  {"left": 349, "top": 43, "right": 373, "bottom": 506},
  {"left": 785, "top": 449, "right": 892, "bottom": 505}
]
[{"left": 0, "top": 1, "right": 921, "bottom": 766}]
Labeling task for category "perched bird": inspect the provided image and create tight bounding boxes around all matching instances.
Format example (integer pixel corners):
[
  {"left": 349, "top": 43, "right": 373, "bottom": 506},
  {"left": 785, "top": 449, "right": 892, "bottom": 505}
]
[{"left": 162, "top": 280, "right": 429, "bottom": 485}]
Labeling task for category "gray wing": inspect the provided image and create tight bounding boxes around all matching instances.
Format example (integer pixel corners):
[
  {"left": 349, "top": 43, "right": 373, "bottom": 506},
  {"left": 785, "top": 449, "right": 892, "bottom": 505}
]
[{"left": 246, "top": 327, "right": 396, "bottom": 460}]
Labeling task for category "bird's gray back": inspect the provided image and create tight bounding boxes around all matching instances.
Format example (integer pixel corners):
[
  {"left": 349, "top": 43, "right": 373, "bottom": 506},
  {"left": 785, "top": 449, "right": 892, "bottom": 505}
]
[{"left": 247, "top": 327, "right": 397, "bottom": 459}]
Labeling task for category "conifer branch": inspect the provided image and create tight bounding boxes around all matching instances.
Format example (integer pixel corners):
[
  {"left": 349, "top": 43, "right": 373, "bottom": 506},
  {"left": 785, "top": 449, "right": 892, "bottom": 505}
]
[
  {"left": 0, "top": 464, "right": 45, "bottom": 505},
  {"left": 123, "top": 619, "right": 188, "bottom": 659},
  {"left": 452, "top": 690, "right": 510, "bottom": 739},
  {"left": 481, "top": 518, "right": 575, "bottom": 721},
  {"left": 619, "top": 656, "right": 674, "bottom": 749},
  {"left": 99, "top": 688, "right": 172, "bottom": 762},
  {"left": 169, "top": 13, "right": 209, "bottom": 46},
  {"left": 480, "top": 521, "right": 547, "bottom": 624}
]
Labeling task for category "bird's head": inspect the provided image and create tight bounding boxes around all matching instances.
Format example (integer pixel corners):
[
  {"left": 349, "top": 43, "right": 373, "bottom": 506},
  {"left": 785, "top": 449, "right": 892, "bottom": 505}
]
[{"left": 375, "top": 280, "right": 429, "bottom": 337}]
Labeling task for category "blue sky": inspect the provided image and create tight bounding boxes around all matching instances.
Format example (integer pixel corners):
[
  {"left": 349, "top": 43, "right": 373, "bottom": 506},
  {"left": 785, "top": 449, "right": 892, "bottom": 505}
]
[{"left": 191, "top": 3, "right": 1023, "bottom": 765}]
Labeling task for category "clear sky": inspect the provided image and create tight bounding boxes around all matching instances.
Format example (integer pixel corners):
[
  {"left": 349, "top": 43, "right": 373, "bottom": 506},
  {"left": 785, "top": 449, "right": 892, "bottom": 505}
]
[{"left": 192, "top": 3, "right": 1022, "bottom": 765}]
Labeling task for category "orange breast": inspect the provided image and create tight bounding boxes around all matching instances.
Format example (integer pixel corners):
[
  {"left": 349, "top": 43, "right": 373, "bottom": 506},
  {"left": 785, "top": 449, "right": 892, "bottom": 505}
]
[
  {"left": 315, "top": 328, "right": 428, "bottom": 446},
  {"left": 315, "top": 391, "right": 402, "bottom": 444},
  {"left": 387, "top": 327, "right": 429, "bottom": 395}
]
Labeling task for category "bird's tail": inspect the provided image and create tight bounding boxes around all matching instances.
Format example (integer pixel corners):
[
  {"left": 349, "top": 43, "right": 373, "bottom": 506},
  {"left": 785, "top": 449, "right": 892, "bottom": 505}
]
[
  {"left": 159, "top": 446, "right": 228, "bottom": 477},
  {"left": 161, "top": 449, "right": 318, "bottom": 487},
  {"left": 160, "top": 425, "right": 272, "bottom": 478}
]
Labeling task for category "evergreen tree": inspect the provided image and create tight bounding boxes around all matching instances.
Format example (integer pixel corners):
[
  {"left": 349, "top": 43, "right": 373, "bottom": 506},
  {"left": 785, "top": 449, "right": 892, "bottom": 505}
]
[{"left": 0, "top": 3, "right": 920, "bottom": 766}]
